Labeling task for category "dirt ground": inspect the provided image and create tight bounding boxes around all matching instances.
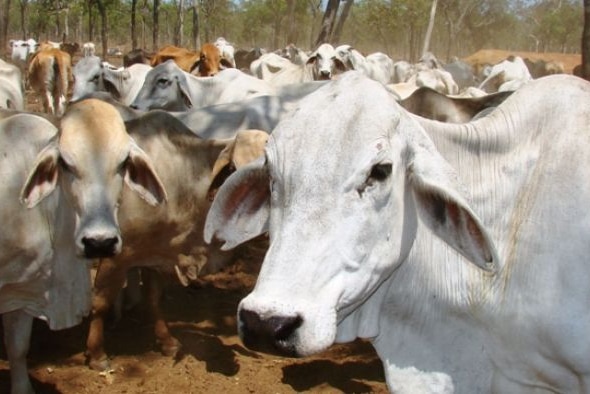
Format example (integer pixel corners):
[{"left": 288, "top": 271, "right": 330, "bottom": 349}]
[{"left": 0, "top": 241, "right": 388, "bottom": 394}]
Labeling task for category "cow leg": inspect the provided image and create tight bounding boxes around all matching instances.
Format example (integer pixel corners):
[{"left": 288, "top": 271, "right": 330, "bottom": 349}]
[
  {"left": 2, "top": 310, "right": 34, "bottom": 394},
  {"left": 142, "top": 269, "right": 181, "bottom": 357},
  {"left": 85, "top": 258, "right": 127, "bottom": 371}
]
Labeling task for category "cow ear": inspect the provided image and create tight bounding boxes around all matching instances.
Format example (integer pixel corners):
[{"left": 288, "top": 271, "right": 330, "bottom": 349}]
[
  {"left": 407, "top": 142, "right": 498, "bottom": 272},
  {"left": 204, "top": 158, "right": 270, "bottom": 251},
  {"left": 175, "top": 76, "right": 193, "bottom": 109},
  {"left": 20, "top": 141, "right": 60, "bottom": 208},
  {"left": 124, "top": 141, "right": 168, "bottom": 206}
]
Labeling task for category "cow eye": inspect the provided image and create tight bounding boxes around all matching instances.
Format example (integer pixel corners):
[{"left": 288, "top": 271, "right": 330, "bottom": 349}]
[
  {"left": 156, "top": 78, "right": 170, "bottom": 87},
  {"left": 91, "top": 75, "right": 99, "bottom": 83},
  {"left": 369, "top": 163, "right": 392, "bottom": 182},
  {"left": 357, "top": 162, "right": 392, "bottom": 197}
]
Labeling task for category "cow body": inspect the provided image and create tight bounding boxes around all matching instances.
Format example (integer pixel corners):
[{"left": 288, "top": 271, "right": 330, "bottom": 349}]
[
  {"left": 205, "top": 73, "right": 590, "bottom": 393},
  {"left": 28, "top": 48, "right": 72, "bottom": 116},
  {"left": 0, "top": 59, "right": 24, "bottom": 110},
  {"left": 0, "top": 100, "right": 167, "bottom": 394},
  {"left": 400, "top": 86, "right": 512, "bottom": 123}
]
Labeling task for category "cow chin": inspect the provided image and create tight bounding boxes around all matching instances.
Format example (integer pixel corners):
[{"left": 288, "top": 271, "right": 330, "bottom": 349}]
[{"left": 237, "top": 295, "right": 337, "bottom": 358}]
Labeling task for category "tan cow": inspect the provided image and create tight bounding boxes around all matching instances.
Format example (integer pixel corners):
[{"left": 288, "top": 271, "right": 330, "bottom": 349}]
[
  {"left": 28, "top": 47, "right": 72, "bottom": 116},
  {"left": 1, "top": 99, "right": 166, "bottom": 394},
  {"left": 84, "top": 113, "right": 269, "bottom": 371}
]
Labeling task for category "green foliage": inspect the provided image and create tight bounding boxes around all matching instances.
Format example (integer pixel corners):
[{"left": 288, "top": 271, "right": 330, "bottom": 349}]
[{"left": 3, "top": 0, "right": 584, "bottom": 58}]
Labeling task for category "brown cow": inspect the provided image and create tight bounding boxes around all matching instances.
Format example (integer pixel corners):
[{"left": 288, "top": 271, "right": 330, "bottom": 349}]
[
  {"left": 150, "top": 44, "right": 233, "bottom": 76},
  {"left": 150, "top": 45, "right": 200, "bottom": 72},
  {"left": 28, "top": 47, "right": 72, "bottom": 116}
]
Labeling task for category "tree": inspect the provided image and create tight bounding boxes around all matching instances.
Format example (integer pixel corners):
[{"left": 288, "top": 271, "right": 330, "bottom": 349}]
[
  {"left": 422, "top": 0, "right": 438, "bottom": 57},
  {"left": 94, "top": 0, "right": 108, "bottom": 57},
  {"left": 582, "top": 0, "right": 590, "bottom": 80},
  {"left": 131, "top": 0, "right": 138, "bottom": 49},
  {"left": 314, "top": 0, "right": 339, "bottom": 46},
  {"left": 332, "top": 0, "right": 353, "bottom": 44},
  {"left": 153, "top": 0, "right": 159, "bottom": 50},
  {"left": 192, "top": 0, "right": 199, "bottom": 49},
  {"left": 0, "top": 0, "right": 11, "bottom": 55},
  {"left": 175, "top": 0, "right": 185, "bottom": 47}
]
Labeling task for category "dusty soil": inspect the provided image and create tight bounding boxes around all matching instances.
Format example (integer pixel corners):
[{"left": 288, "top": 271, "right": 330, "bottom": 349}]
[
  {"left": 0, "top": 241, "right": 387, "bottom": 394},
  {"left": 462, "top": 48, "right": 581, "bottom": 74}
]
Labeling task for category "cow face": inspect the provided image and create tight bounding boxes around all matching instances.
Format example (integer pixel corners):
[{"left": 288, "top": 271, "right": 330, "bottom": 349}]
[
  {"left": 71, "top": 56, "right": 103, "bottom": 102},
  {"left": 21, "top": 99, "right": 167, "bottom": 258},
  {"left": 131, "top": 60, "right": 192, "bottom": 111},
  {"left": 10, "top": 39, "right": 38, "bottom": 64},
  {"left": 306, "top": 43, "right": 346, "bottom": 80},
  {"left": 205, "top": 73, "right": 497, "bottom": 357}
]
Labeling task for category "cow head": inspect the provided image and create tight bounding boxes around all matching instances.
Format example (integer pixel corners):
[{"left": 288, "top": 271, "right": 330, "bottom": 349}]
[
  {"left": 306, "top": 43, "right": 346, "bottom": 80},
  {"left": 204, "top": 72, "right": 498, "bottom": 357},
  {"left": 71, "top": 56, "right": 104, "bottom": 102},
  {"left": 191, "top": 43, "right": 233, "bottom": 77},
  {"left": 21, "top": 99, "right": 167, "bottom": 258},
  {"left": 131, "top": 60, "right": 192, "bottom": 111}
]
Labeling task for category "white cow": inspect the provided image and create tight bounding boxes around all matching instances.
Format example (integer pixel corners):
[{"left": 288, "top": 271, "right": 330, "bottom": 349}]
[
  {"left": 71, "top": 55, "right": 152, "bottom": 106},
  {"left": 9, "top": 38, "right": 38, "bottom": 70},
  {"left": 478, "top": 55, "right": 532, "bottom": 93},
  {"left": 0, "top": 100, "right": 167, "bottom": 394},
  {"left": 130, "top": 60, "right": 327, "bottom": 113},
  {"left": 335, "top": 45, "right": 394, "bottom": 85},
  {"left": 214, "top": 37, "right": 236, "bottom": 68},
  {"left": 82, "top": 42, "right": 96, "bottom": 57},
  {"left": 0, "top": 59, "right": 24, "bottom": 110},
  {"left": 205, "top": 73, "right": 590, "bottom": 393},
  {"left": 264, "top": 43, "right": 346, "bottom": 87},
  {"left": 130, "top": 60, "right": 275, "bottom": 111}
]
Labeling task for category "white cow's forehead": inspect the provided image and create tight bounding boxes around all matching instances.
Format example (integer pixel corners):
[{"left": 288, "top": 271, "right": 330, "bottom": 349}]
[{"left": 269, "top": 73, "right": 399, "bottom": 159}]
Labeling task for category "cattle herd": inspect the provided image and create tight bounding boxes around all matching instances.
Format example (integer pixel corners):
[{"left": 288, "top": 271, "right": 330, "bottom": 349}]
[{"left": 0, "top": 35, "right": 589, "bottom": 394}]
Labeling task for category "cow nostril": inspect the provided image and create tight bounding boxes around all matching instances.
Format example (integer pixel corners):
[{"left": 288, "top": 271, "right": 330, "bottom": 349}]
[
  {"left": 82, "top": 236, "right": 119, "bottom": 258},
  {"left": 270, "top": 315, "right": 303, "bottom": 341},
  {"left": 239, "top": 309, "right": 302, "bottom": 356}
]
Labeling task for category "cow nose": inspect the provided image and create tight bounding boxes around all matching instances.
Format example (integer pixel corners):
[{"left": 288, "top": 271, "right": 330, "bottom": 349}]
[
  {"left": 239, "top": 309, "right": 302, "bottom": 356},
  {"left": 82, "top": 236, "right": 119, "bottom": 258},
  {"left": 319, "top": 70, "right": 331, "bottom": 80}
]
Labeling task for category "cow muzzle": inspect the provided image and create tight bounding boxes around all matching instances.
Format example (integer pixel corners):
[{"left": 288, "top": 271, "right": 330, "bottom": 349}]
[
  {"left": 81, "top": 234, "right": 121, "bottom": 258},
  {"left": 238, "top": 308, "right": 303, "bottom": 357}
]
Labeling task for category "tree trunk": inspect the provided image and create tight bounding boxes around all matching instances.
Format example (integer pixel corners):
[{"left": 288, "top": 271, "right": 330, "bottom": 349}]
[
  {"left": 95, "top": 0, "right": 108, "bottom": 58},
  {"left": 192, "top": 2, "right": 200, "bottom": 50},
  {"left": 19, "top": 0, "right": 28, "bottom": 39},
  {"left": 582, "top": 0, "right": 590, "bottom": 80},
  {"left": 175, "top": 0, "right": 184, "bottom": 47},
  {"left": 87, "top": 0, "right": 94, "bottom": 42},
  {"left": 332, "top": 0, "right": 353, "bottom": 45},
  {"left": 153, "top": 0, "right": 159, "bottom": 51},
  {"left": 314, "top": 0, "right": 339, "bottom": 47},
  {"left": 422, "top": 0, "right": 438, "bottom": 57},
  {"left": 0, "top": 0, "right": 11, "bottom": 56},
  {"left": 286, "top": 0, "right": 296, "bottom": 44},
  {"left": 131, "top": 0, "right": 138, "bottom": 49}
]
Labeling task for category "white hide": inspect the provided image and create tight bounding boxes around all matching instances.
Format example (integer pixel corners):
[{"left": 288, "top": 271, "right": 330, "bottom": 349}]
[{"left": 205, "top": 73, "right": 590, "bottom": 393}]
